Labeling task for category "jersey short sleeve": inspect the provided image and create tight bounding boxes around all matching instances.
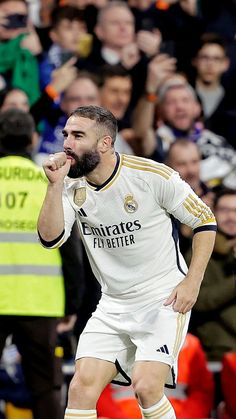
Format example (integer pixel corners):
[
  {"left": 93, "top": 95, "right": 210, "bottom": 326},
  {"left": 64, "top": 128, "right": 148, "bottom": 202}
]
[{"left": 151, "top": 166, "right": 217, "bottom": 233}]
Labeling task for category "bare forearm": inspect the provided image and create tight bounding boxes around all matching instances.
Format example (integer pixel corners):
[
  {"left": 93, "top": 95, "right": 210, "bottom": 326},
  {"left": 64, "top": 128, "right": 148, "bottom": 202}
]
[
  {"left": 132, "top": 97, "right": 157, "bottom": 156},
  {"left": 187, "top": 231, "right": 216, "bottom": 285},
  {"left": 37, "top": 183, "right": 65, "bottom": 241},
  {"left": 132, "top": 96, "right": 155, "bottom": 137}
]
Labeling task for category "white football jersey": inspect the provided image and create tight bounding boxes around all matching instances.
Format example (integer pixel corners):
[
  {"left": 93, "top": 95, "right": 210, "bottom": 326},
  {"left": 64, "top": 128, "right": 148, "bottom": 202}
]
[{"left": 44, "top": 154, "right": 216, "bottom": 312}]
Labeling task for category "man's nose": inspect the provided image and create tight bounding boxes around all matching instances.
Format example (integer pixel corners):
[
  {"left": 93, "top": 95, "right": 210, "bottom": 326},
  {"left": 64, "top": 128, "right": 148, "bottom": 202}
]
[
  {"left": 64, "top": 135, "right": 75, "bottom": 147},
  {"left": 176, "top": 102, "right": 186, "bottom": 110}
]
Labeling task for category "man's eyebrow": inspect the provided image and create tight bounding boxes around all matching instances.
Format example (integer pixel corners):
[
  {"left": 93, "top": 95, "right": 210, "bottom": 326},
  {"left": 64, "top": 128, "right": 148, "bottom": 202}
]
[{"left": 62, "top": 129, "right": 85, "bottom": 135}]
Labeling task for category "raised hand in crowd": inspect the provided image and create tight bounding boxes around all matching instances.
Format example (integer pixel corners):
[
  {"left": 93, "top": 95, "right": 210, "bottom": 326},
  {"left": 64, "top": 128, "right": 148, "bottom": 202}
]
[
  {"left": 179, "top": 0, "right": 197, "bottom": 15},
  {"left": 145, "top": 53, "right": 177, "bottom": 93},
  {"left": 132, "top": 53, "right": 177, "bottom": 156},
  {"left": 136, "top": 29, "right": 162, "bottom": 57},
  {"left": 49, "top": 57, "right": 78, "bottom": 95},
  {"left": 120, "top": 42, "right": 140, "bottom": 69},
  {"left": 20, "top": 23, "right": 42, "bottom": 56},
  {"left": 164, "top": 0, "right": 197, "bottom": 15}
]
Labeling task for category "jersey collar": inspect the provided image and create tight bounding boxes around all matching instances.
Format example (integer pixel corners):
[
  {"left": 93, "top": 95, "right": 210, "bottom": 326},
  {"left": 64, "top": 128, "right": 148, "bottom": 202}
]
[{"left": 86, "top": 152, "right": 122, "bottom": 191}]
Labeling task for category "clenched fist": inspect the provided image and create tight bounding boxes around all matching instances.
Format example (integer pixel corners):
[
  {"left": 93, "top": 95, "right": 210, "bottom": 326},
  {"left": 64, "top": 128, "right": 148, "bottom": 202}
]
[{"left": 43, "top": 152, "right": 71, "bottom": 184}]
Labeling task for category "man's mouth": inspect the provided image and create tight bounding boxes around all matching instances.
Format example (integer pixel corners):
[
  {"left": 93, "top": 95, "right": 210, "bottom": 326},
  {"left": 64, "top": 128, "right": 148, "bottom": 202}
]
[
  {"left": 176, "top": 113, "right": 187, "bottom": 119},
  {"left": 65, "top": 151, "right": 76, "bottom": 159}
]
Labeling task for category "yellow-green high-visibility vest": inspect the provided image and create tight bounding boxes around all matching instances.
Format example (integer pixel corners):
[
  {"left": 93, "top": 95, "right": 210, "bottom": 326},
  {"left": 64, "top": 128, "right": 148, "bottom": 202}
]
[{"left": 0, "top": 156, "right": 65, "bottom": 316}]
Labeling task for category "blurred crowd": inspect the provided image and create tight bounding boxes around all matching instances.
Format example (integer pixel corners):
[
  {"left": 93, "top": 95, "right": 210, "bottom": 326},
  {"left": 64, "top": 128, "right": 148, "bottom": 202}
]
[{"left": 1, "top": 0, "right": 236, "bottom": 418}]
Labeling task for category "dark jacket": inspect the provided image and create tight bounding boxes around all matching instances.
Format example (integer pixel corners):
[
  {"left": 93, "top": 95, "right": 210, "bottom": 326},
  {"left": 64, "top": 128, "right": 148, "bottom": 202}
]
[{"left": 187, "top": 232, "right": 236, "bottom": 361}]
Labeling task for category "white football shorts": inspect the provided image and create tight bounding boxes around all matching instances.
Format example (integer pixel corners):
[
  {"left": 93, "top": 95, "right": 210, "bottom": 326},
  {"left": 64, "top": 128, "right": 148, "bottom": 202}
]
[{"left": 76, "top": 299, "right": 190, "bottom": 387}]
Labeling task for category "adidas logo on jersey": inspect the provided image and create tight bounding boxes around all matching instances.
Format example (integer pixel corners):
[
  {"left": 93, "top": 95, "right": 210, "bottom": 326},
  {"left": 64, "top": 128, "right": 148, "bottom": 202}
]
[
  {"left": 77, "top": 208, "right": 87, "bottom": 217},
  {"left": 156, "top": 345, "right": 169, "bottom": 354}
]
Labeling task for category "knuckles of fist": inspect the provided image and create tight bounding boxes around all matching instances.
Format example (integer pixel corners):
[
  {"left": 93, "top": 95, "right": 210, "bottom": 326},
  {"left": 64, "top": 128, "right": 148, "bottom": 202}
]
[{"left": 46, "top": 154, "right": 67, "bottom": 169}]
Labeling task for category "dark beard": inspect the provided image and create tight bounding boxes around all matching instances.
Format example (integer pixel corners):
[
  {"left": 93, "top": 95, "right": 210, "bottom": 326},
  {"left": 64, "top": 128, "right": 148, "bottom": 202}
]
[{"left": 67, "top": 150, "right": 100, "bottom": 178}]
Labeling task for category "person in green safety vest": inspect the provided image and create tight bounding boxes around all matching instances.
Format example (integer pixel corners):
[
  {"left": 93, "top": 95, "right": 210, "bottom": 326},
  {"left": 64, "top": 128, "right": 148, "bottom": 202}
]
[{"left": 0, "top": 109, "right": 65, "bottom": 419}]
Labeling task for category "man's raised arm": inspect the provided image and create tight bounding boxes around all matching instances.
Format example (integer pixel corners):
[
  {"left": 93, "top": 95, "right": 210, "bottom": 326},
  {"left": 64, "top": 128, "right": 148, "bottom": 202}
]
[{"left": 37, "top": 152, "right": 71, "bottom": 243}]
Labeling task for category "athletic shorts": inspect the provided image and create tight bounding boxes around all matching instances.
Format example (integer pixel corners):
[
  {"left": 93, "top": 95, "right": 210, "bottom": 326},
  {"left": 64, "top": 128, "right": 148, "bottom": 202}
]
[{"left": 76, "top": 299, "right": 190, "bottom": 388}]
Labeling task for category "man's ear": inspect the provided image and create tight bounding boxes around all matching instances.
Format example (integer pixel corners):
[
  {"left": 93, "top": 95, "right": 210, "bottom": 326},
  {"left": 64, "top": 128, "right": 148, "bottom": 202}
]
[
  {"left": 222, "top": 56, "right": 230, "bottom": 73},
  {"left": 99, "top": 135, "right": 113, "bottom": 152},
  {"left": 193, "top": 100, "right": 202, "bottom": 119}
]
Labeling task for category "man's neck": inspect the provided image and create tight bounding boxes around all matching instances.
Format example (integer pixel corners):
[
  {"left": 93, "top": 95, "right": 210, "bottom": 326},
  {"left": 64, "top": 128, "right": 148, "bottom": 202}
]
[
  {"left": 86, "top": 152, "right": 117, "bottom": 186},
  {"left": 196, "top": 78, "right": 221, "bottom": 91}
]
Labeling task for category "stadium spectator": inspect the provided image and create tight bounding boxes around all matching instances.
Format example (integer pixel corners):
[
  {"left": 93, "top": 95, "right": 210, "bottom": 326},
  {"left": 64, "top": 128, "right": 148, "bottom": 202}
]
[
  {"left": 199, "top": 0, "right": 236, "bottom": 83},
  {"left": 0, "top": 88, "right": 30, "bottom": 113},
  {"left": 191, "top": 32, "right": 236, "bottom": 146},
  {"left": 165, "top": 140, "right": 214, "bottom": 208},
  {"left": 99, "top": 65, "right": 137, "bottom": 154},
  {"left": 91, "top": 1, "right": 139, "bottom": 68},
  {"left": 189, "top": 189, "right": 236, "bottom": 362},
  {"left": 165, "top": 139, "right": 215, "bottom": 254},
  {"left": 133, "top": 78, "right": 236, "bottom": 189},
  {"left": 79, "top": 1, "right": 161, "bottom": 106},
  {"left": 100, "top": 66, "right": 133, "bottom": 125},
  {"left": 0, "top": 0, "right": 42, "bottom": 104},
  {"left": 39, "top": 5, "right": 89, "bottom": 89},
  {"left": 192, "top": 33, "right": 230, "bottom": 124}
]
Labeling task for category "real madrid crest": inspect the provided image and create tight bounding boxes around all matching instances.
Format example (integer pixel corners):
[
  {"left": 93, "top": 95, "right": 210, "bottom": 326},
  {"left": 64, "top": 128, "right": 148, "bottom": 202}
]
[
  {"left": 124, "top": 194, "right": 138, "bottom": 213},
  {"left": 74, "top": 187, "right": 86, "bottom": 207}
]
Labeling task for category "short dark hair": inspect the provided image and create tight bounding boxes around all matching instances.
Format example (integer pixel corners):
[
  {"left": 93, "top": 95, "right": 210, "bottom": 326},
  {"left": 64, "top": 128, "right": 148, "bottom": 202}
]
[
  {"left": 70, "top": 105, "right": 117, "bottom": 145},
  {"left": 195, "top": 32, "right": 228, "bottom": 56},
  {"left": 0, "top": 109, "right": 35, "bottom": 153},
  {"left": 99, "top": 64, "right": 131, "bottom": 87},
  {"left": 214, "top": 188, "right": 236, "bottom": 208},
  {"left": 100, "top": 64, "right": 131, "bottom": 81},
  {"left": 51, "top": 6, "right": 85, "bottom": 29}
]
